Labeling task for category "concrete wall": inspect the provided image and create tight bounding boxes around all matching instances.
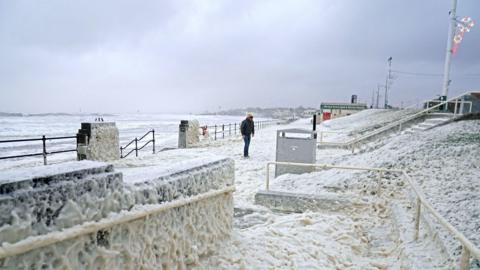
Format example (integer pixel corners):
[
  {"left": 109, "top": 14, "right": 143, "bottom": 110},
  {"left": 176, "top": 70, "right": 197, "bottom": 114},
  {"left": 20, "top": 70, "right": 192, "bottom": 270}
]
[{"left": 0, "top": 158, "right": 234, "bottom": 269}]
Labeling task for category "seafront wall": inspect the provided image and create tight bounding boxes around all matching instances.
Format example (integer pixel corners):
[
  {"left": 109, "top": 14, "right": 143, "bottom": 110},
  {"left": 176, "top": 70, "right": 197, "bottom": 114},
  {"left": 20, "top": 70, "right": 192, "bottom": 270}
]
[{"left": 0, "top": 158, "right": 234, "bottom": 269}]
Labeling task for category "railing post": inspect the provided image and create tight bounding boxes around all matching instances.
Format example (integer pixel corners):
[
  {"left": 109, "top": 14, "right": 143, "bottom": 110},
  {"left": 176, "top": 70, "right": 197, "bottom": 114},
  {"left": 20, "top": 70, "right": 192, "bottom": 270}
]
[
  {"left": 454, "top": 99, "right": 458, "bottom": 116},
  {"left": 377, "top": 171, "right": 383, "bottom": 196},
  {"left": 415, "top": 197, "right": 421, "bottom": 240},
  {"left": 135, "top": 138, "right": 138, "bottom": 157},
  {"left": 120, "top": 146, "right": 123, "bottom": 158},
  {"left": 266, "top": 163, "right": 270, "bottom": 190},
  {"left": 152, "top": 129, "right": 155, "bottom": 154},
  {"left": 459, "top": 245, "right": 471, "bottom": 270},
  {"left": 42, "top": 135, "right": 47, "bottom": 165},
  {"left": 459, "top": 98, "right": 465, "bottom": 115},
  {"left": 222, "top": 124, "right": 225, "bottom": 139},
  {"left": 234, "top": 123, "right": 237, "bottom": 135},
  {"left": 214, "top": 125, "right": 217, "bottom": 140}
]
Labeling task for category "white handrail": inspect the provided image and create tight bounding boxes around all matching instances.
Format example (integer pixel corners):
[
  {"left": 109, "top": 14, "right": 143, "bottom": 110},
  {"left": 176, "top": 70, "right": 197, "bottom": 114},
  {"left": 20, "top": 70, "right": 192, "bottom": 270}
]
[
  {"left": 318, "top": 91, "right": 480, "bottom": 148},
  {"left": 265, "top": 161, "right": 480, "bottom": 269}
]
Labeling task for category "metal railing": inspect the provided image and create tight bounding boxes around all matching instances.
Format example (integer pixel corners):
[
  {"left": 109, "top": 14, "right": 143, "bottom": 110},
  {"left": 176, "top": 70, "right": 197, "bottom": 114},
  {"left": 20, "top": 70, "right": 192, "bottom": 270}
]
[
  {"left": 204, "top": 120, "right": 277, "bottom": 140},
  {"left": 120, "top": 129, "right": 155, "bottom": 158},
  {"left": 0, "top": 136, "right": 77, "bottom": 165},
  {"left": 318, "top": 91, "right": 479, "bottom": 150},
  {"left": 264, "top": 161, "right": 480, "bottom": 269}
]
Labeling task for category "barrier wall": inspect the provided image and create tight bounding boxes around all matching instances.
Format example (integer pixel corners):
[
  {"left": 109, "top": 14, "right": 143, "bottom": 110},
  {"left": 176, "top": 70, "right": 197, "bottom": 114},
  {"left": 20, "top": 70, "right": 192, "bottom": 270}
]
[{"left": 0, "top": 157, "right": 234, "bottom": 269}]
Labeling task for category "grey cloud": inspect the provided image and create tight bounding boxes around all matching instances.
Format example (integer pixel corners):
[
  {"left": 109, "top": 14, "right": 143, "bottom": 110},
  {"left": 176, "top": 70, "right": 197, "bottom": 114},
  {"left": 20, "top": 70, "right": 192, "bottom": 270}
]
[{"left": 0, "top": 0, "right": 479, "bottom": 113}]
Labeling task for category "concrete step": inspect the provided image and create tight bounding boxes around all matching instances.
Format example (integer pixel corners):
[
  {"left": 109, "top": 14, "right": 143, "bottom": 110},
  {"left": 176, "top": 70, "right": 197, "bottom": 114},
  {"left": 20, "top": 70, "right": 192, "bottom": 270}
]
[
  {"left": 406, "top": 115, "right": 454, "bottom": 133},
  {"left": 426, "top": 113, "right": 454, "bottom": 119},
  {"left": 412, "top": 126, "right": 428, "bottom": 132},
  {"left": 402, "top": 129, "right": 415, "bottom": 134},
  {"left": 425, "top": 118, "right": 450, "bottom": 123},
  {"left": 254, "top": 189, "right": 366, "bottom": 213},
  {"left": 427, "top": 113, "right": 454, "bottom": 120},
  {"left": 418, "top": 123, "right": 436, "bottom": 128}
]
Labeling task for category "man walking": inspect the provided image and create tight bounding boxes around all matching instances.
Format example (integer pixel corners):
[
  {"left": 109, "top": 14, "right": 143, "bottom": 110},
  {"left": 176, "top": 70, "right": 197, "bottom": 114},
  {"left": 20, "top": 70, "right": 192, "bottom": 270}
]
[{"left": 240, "top": 112, "right": 255, "bottom": 158}]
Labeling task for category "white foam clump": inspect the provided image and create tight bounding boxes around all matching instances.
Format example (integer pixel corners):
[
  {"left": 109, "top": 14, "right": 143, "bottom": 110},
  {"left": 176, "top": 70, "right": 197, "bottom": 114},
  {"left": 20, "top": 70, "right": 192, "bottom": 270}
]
[
  {"left": 2, "top": 194, "right": 233, "bottom": 269},
  {"left": 187, "top": 119, "right": 200, "bottom": 146},
  {"left": 86, "top": 123, "right": 120, "bottom": 161},
  {"left": 0, "top": 155, "right": 235, "bottom": 269},
  {"left": 181, "top": 112, "right": 479, "bottom": 269}
]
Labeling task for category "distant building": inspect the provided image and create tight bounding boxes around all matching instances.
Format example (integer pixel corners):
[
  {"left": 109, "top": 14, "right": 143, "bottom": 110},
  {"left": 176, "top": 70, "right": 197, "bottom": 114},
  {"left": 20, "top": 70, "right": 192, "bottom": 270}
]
[
  {"left": 301, "top": 109, "right": 318, "bottom": 117},
  {"left": 318, "top": 102, "right": 367, "bottom": 121}
]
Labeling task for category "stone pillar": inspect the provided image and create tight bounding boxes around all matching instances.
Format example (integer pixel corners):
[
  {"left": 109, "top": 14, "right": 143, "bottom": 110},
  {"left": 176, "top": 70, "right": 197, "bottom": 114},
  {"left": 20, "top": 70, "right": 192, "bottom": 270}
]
[
  {"left": 178, "top": 120, "right": 200, "bottom": 148},
  {"left": 178, "top": 120, "right": 188, "bottom": 148},
  {"left": 76, "top": 122, "right": 120, "bottom": 161}
]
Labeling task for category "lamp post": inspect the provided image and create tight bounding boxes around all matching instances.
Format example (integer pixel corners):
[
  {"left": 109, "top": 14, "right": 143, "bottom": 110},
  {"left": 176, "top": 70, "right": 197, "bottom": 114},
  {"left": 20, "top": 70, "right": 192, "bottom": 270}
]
[
  {"left": 384, "top": 57, "right": 392, "bottom": 109},
  {"left": 377, "top": 84, "right": 384, "bottom": 109},
  {"left": 440, "top": 0, "right": 458, "bottom": 110},
  {"left": 440, "top": 0, "right": 475, "bottom": 111}
]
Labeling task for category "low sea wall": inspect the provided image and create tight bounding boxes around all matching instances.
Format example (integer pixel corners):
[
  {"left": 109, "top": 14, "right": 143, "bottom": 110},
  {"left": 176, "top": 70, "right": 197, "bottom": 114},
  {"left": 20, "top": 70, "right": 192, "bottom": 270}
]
[{"left": 0, "top": 157, "right": 234, "bottom": 269}]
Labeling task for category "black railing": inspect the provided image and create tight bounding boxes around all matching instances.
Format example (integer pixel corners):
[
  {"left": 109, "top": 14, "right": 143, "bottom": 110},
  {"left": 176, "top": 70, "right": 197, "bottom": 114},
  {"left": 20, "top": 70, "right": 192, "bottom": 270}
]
[
  {"left": 204, "top": 120, "right": 277, "bottom": 140},
  {"left": 0, "top": 135, "right": 77, "bottom": 165},
  {"left": 120, "top": 129, "right": 155, "bottom": 158}
]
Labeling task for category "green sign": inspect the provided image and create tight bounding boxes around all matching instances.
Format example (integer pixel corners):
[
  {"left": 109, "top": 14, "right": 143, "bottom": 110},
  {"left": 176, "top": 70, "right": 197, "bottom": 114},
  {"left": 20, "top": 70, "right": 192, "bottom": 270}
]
[{"left": 320, "top": 103, "right": 367, "bottom": 110}]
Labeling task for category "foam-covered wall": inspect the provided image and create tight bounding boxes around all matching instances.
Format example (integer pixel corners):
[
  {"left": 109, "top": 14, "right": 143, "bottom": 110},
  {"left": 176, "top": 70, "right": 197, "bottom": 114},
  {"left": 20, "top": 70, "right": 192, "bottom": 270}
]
[
  {"left": 0, "top": 162, "right": 122, "bottom": 243},
  {"left": 187, "top": 120, "right": 200, "bottom": 146},
  {"left": 84, "top": 122, "right": 120, "bottom": 161},
  {"left": 0, "top": 158, "right": 234, "bottom": 269}
]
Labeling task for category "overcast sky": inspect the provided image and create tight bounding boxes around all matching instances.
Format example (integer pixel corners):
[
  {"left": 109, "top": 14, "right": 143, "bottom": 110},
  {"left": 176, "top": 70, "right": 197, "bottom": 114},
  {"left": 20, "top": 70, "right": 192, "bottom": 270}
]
[{"left": 0, "top": 0, "right": 479, "bottom": 114}]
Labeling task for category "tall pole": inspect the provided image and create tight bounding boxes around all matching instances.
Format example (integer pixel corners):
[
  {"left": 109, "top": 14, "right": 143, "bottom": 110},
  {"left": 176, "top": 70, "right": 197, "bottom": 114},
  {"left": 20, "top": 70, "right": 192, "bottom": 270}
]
[
  {"left": 441, "top": 0, "right": 458, "bottom": 109},
  {"left": 371, "top": 89, "right": 375, "bottom": 108},
  {"left": 384, "top": 57, "right": 392, "bottom": 109},
  {"left": 376, "top": 85, "right": 380, "bottom": 109}
]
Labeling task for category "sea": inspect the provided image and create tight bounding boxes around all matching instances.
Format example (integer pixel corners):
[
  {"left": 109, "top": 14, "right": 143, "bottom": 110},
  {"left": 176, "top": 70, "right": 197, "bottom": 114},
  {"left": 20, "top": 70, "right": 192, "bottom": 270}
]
[{"left": 0, "top": 113, "right": 267, "bottom": 169}]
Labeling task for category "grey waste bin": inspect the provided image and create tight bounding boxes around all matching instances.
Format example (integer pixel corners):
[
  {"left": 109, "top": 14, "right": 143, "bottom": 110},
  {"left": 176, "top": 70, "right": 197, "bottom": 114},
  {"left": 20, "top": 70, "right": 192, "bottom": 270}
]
[{"left": 275, "top": 129, "right": 317, "bottom": 177}]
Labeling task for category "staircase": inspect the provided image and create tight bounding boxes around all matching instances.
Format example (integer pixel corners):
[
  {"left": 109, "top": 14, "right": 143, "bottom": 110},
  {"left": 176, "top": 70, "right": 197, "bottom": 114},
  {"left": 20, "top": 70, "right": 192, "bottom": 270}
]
[
  {"left": 318, "top": 91, "right": 479, "bottom": 150},
  {"left": 403, "top": 113, "right": 454, "bottom": 134}
]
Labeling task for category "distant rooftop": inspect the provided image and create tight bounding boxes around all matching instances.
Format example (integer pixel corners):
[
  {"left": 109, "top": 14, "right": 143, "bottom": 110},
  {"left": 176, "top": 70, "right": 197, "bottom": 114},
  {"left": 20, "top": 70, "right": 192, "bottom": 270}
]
[{"left": 320, "top": 102, "right": 368, "bottom": 110}]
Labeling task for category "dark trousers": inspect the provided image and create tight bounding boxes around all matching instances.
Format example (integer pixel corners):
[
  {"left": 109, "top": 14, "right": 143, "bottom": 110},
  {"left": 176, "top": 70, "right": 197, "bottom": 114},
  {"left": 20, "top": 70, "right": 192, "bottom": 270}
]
[{"left": 243, "top": 135, "right": 251, "bottom": 157}]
